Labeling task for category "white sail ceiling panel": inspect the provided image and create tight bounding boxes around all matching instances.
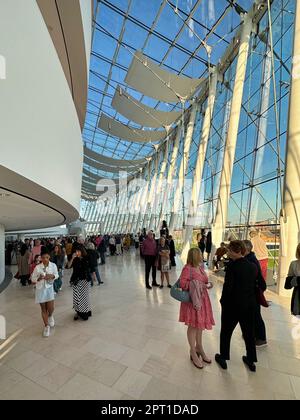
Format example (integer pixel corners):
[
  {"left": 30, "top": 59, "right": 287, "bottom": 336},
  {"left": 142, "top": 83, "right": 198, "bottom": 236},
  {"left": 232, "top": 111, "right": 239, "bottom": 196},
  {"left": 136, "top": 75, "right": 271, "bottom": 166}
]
[
  {"left": 82, "top": 168, "right": 102, "bottom": 181},
  {"left": 84, "top": 156, "right": 126, "bottom": 174},
  {"left": 84, "top": 156, "right": 138, "bottom": 174},
  {"left": 112, "top": 86, "right": 181, "bottom": 128},
  {"left": 98, "top": 114, "right": 166, "bottom": 143},
  {"left": 125, "top": 51, "right": 204, "bottom": 103},
  {"left": 84, "top": 146, "right": 146, "bottom": 167}
]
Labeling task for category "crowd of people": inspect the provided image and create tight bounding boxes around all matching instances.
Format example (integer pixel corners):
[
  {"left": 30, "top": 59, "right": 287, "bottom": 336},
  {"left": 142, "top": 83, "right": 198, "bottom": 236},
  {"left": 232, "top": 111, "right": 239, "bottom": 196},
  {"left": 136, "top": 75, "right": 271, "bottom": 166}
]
[
  {"left": 4, "top": 224, "right": 300, "bottom": 375},
  {"left": 6, "top": 236, "right": 108, "bottom": 337}
]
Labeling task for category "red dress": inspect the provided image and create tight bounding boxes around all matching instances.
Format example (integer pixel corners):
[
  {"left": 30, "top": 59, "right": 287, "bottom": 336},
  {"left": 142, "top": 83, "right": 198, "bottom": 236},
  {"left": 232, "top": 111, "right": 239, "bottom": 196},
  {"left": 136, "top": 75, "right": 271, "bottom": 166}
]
[{"left": 179, "top": 264, "right": 215, "bottom": 330}]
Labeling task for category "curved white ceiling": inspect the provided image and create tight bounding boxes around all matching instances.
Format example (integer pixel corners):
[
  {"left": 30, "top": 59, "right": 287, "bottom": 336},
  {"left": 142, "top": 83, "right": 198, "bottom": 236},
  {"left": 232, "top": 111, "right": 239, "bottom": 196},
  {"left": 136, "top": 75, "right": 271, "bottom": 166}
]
[
  {"left": 0, "top": 188, "right": 65, "bottom": 231},
  {"left": 98, "top": 114, "right": 166, "bottom": 143},
  {"left": 125, "top": 51, "right": 204, "bottom": 103},
  {"left": 112, "top": 86, "right": 181, "bottom": 128}
]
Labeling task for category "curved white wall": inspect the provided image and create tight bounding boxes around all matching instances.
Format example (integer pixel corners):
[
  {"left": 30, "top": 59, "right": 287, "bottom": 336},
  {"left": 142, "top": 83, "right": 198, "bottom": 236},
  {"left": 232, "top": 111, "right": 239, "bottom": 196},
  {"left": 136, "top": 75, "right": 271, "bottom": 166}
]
[
  {"left": 80, "top": 0, "right": 92, "bottom": 75},
  {"left": 0, "top": 0, "right": 85, "bottom": 227}
]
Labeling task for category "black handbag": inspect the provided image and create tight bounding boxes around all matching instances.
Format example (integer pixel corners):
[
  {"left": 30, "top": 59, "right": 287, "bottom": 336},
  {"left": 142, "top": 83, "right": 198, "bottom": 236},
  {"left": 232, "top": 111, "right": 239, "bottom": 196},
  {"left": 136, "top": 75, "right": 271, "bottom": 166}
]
[{"left": 285, "top": 276, "right": 294, "bottom": 290}]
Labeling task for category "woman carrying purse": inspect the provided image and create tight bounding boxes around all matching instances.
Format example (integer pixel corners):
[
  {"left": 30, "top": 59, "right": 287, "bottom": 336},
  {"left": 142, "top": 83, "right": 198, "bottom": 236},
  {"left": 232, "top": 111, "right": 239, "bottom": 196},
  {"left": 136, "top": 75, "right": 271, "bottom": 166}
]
[{"left": 179, "top": 248, "right": 214, "bottom": 369}]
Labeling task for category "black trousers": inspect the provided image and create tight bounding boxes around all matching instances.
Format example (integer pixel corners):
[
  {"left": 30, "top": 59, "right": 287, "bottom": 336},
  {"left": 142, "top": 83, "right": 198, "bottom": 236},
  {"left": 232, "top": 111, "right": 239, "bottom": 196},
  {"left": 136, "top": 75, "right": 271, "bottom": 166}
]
[
  {"left": 144, "top": 255, "right": 157, "bottom": 287},
  {"left": 100, "top": 251, "right": 106, "bottom": 264},
  {"left": 170, "top": 254, "right": 176, "bottom": 266},
  {"left": 254, "top": 303, "right": 266, "bottom": 341},
  {"left": 20, "top": 274, "right": 30, "bottom": 286},
  {"left": 220, "top": 305, "right": 257, "bottom": 363}
]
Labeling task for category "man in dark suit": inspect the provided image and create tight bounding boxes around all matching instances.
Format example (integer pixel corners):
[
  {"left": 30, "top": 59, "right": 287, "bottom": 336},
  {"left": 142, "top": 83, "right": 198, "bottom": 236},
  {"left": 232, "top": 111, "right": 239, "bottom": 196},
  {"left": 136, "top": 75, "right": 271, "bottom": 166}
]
[{"left": 215, "top": 240, "right": 258, "bottom": 372}]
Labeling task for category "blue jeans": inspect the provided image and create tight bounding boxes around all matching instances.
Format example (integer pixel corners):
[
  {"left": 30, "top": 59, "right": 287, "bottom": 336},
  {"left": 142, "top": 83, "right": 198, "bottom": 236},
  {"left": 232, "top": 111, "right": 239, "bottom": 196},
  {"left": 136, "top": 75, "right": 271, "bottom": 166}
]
[
  {"left": 54, "top": 269, "right": 63, "bottom": 292},
  {"left": 91, "top": 266, "right": 101, "bottom": 285}
]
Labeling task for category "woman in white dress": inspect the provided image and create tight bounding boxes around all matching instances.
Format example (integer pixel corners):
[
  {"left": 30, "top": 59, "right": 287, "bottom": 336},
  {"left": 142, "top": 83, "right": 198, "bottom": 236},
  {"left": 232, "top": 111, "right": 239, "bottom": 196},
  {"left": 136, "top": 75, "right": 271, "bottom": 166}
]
[{"left": 31, "top": 249, "right": 58, "bottom": 337}]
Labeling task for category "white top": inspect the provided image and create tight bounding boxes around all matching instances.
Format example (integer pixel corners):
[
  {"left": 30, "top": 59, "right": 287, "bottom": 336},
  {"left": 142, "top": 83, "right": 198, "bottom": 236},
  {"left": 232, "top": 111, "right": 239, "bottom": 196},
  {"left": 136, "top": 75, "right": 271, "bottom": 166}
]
[
  {"left": 251, "top": 236, "right": 268, "bottom": 260},
  {"left": 31, "top": 262, "right": 59, "bottom": 289},
  {"left": 109, "top": 237, "right": 115, "bottom": 245}
]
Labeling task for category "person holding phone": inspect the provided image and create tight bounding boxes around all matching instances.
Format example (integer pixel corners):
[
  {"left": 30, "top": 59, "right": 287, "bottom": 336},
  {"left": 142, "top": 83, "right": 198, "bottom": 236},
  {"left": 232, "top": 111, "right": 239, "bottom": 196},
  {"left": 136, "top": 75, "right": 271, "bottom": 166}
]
[
  {"left": 31, "top": 249, "right": 58, "bottom": 337},
  {"left": 68, "top": 245, "right": 92, "bottom": 321}
]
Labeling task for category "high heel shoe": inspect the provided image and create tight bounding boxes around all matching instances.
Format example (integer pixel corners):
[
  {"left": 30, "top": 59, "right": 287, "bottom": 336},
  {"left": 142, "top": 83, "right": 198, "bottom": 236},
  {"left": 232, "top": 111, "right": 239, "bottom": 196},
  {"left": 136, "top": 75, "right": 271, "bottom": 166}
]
[
  {"left": 190, "top": 354, "right": 203, "bottom": 369},
  {"left": 197, "top": 354, "right": 212, "bottom": 364},
  {"left": 196, "top": 351, "right": 212, "bottom": 364}
]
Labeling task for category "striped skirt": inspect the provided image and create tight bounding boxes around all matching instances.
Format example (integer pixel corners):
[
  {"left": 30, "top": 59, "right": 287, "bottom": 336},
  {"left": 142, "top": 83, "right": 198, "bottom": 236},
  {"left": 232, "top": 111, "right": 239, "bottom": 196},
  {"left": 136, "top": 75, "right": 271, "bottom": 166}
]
[{"left": 72, "top": 280, "right": 92, "bottom": 320}]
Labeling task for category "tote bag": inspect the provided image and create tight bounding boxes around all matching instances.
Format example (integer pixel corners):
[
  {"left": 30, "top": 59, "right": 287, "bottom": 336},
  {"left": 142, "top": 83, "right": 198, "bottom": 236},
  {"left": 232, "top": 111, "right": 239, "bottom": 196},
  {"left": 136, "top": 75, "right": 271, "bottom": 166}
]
[{"left": 170, "top": 267, "right": 192, "bottom": 303}]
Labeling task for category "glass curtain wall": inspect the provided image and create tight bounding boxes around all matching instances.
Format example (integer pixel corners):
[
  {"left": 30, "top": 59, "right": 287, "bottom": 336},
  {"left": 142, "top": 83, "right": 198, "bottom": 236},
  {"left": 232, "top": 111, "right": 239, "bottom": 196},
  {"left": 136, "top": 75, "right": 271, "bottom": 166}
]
[{"left": 82, "top": 0, "right": 295, "bottom": 279}]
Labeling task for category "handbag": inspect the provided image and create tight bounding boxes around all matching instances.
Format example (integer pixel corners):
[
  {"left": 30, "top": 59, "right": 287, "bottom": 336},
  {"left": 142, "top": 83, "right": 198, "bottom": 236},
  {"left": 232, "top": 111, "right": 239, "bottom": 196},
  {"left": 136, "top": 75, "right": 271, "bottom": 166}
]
[
  {"left": 170, "top": 267, "right": 192, "bottom": 303},
  {"left": 170, "top": 279, "right": 191, "bottom": 302},
  {"left": 285, "top": 276, "right": 294, "bottom": 290},
  {"left": 14, "top": 271, "right": 20, "bottom": 280}
]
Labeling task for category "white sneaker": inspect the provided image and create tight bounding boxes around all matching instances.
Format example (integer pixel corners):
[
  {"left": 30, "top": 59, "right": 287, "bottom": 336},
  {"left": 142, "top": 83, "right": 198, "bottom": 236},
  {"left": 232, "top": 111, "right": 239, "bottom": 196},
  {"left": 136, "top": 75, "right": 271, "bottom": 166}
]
[
  {"left": 48, "top": 316, "right": 55, "bottom": 328},
  {"left": 43, "top": 326, "right": 50, "bottom": 337}
]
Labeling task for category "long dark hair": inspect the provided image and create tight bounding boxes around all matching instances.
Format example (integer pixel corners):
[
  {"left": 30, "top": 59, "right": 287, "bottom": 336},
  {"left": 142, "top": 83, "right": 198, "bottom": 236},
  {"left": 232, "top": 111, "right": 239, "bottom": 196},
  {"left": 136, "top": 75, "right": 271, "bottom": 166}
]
[
  {"left": 76, "top": 245, "right": 87, "bottom": 258},
  {"left": 20, "top": 243, "right": 28, "bottom": 256}
]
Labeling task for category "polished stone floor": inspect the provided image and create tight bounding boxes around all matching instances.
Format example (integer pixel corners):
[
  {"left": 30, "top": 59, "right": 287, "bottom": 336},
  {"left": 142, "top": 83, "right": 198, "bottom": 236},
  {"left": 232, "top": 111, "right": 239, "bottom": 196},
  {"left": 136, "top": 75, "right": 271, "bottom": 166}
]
[{"left": 0, "top": 250, "right": 300, "bottom": 400}]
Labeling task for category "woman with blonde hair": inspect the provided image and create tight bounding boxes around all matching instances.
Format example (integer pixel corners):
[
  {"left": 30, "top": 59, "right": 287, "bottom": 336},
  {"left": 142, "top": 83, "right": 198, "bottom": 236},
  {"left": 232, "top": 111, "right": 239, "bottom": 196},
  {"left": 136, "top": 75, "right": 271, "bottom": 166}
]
[
  {"left": 285, "top": 243, "right": 300, "bottom": 316},
  {"left": 157, "top": 236, "right": 171, "bottom": 288},
  {"left": 179, "top": 247, "right": 215, "bottom": 369}
]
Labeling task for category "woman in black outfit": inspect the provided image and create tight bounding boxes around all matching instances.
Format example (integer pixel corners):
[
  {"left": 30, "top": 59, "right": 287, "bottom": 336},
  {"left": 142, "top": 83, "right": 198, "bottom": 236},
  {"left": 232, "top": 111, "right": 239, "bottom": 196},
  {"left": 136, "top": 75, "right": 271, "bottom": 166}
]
[
  {"left": 168, "top": 235, "right": 176, "bottom": 266},
  {"left": 205, "top": 231, "right": 212, "bottom": 264},
  {"left": 198, "top": 232, "right": 206, "bottom": 258},
  {"left": 68, "top": 245, "right": 92, "bottom": 321},
  {"left": 160, "top": 220, "right": 169, "bottom": 238}
]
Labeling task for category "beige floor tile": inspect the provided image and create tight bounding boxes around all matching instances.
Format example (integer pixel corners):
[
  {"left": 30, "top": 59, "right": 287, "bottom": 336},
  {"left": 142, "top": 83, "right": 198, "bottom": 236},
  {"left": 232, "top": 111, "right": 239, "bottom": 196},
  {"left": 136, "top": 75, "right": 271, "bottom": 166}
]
[
  {"left": 267, "top": 353, "right": 300, "bottom": 376},
  {"left": 139, "top": 377, "right": 179, "bottom": 400},
  {"left": 21, "top": 356, "right": 58, "bottom": 381},
  {"left": 166, "top": 360, "right": 203, "bottom": 390},
  {"left": 57, "top": 372, "right": 122, "bottom": 400},
  {"left": 143, "top": 338, "right": 170, "bottom": 358},
  {"left": 35, "top": 364, "right": 77, "bottom": 392},
  {"left": 290, "top": 375, "right": 300, "bottom": 400},
  {"left": 0, "top": 365, "right": 25, "bottom": 395},
  {"left": 0, "top": 377, "right": 56, "bottom": 400},
  {"left": 113, "top": 368, "right": 152, "bottom": 399},
  {"left": 71, "top": 352, "right": 105, "bottom": 374},
  {"left": 5, "top": 350, "right": 44, "bottom": 373},
  {"left": 141, "top": 355, "right": 173, "bottom": 380},
  {"left": 82, "top": 337, "right": 129, "bottom": 361},
  {"left": 119, "top": 393, "right": 137, "bottom": 400},
  {"left": 87, "top": 359, "right": 127, "bottom": 387},
  {"left": 274, "top": 393, "right": 296, "bottom": 400},
  {"left": 119, "top": 349, "right": 150, "bottom": 370},
  {"left": 247, "top": 367, "right": 295, "bottom": 397}
]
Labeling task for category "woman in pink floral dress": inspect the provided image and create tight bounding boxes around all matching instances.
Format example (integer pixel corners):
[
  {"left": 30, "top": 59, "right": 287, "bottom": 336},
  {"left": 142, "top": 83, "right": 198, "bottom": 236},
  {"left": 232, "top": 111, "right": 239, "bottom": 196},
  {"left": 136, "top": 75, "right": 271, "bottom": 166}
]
[{"left": 179, "top": 247, "right": 215, "bottom": 369}]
